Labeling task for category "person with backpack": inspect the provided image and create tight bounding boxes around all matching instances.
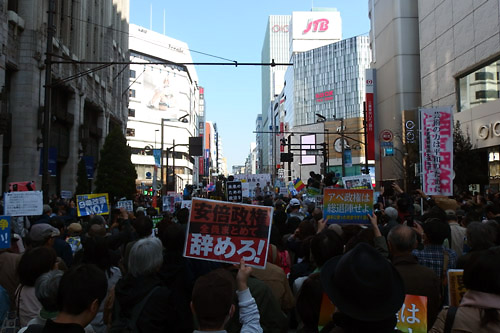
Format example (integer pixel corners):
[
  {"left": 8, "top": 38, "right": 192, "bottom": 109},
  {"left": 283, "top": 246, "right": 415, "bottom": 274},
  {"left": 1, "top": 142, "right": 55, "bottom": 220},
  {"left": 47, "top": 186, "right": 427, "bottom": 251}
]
[{"left": 110, "top": 237, "right": 192, "bottom": 332}]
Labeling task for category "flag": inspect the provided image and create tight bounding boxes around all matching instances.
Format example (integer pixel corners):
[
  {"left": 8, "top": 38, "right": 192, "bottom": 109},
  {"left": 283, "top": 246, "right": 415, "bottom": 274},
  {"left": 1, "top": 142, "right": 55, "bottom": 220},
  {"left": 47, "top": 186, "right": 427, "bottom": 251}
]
[{"left": 294, "top": 178, "right": 305, "bottom": 192}]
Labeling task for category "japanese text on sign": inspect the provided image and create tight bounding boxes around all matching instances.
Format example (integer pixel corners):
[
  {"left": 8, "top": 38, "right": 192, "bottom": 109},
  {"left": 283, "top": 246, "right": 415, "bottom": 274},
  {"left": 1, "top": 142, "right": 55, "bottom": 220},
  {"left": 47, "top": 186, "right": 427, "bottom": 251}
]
[
  {"left": 396, "top": 295, "right": 427, "bottom": 333},
  {"left": 420, "top": 106, "right": 453, "bottom": 196},
  {"left": 0, "top": 216, "right": 11, "bottom": 249},
  {"left": 116, "top": 200, "right": 134, "bottom": 212},
  {"left": 183, "top": 198, "right": 273, "bottom": 268},
  {"left": 76, "top": 193, "right": 109, "bottom": 216},
  {"left": 323, "top": 189, "right": 373, "bottom": 224},
  {"left": 448, "top": 269, "right": 467, "bottom": 307},
  {"left": 4, "top": 191, "right": 43, "bottom": 217}
]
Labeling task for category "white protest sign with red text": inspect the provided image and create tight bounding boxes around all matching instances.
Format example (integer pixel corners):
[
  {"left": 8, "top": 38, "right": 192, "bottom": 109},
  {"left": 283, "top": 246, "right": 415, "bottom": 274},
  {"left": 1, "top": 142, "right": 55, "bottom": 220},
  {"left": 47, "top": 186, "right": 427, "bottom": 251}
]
[{"left": 183, "top": 198, "right": 273, "bottom": 268}]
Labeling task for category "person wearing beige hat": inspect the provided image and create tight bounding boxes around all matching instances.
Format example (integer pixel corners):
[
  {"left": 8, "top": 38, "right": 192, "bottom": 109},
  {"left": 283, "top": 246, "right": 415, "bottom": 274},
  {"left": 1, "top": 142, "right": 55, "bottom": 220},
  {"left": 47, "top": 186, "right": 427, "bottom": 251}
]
[{"left": 66, "top": 223, "right": 83, "bottom": 255}]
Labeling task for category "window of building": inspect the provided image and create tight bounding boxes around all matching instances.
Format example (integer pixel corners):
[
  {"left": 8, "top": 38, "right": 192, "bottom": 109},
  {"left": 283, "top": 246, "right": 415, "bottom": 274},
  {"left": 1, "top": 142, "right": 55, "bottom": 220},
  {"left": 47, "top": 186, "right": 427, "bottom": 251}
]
[
  {"left": 129, "top": 89, "right": 136, "bottom": 98},
  {"left": 130, "top": 69, "right": 136, "bottom": 78},
  {"left": 458, "top": 58, "right": 500, "bottom": 112},
  {"left": 128, "top": 108, "right": 135, "bottom": 117},
  {"left": 126, "top": 128, "right": 135, "bottom": 137}
]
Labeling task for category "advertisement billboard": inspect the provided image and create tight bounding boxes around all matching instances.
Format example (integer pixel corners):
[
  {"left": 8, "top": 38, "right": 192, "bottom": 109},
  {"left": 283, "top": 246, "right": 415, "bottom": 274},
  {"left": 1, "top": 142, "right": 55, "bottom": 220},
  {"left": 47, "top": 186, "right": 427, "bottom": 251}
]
[{"left": 291, "top": 11, "right": 342, "bottom": 41}]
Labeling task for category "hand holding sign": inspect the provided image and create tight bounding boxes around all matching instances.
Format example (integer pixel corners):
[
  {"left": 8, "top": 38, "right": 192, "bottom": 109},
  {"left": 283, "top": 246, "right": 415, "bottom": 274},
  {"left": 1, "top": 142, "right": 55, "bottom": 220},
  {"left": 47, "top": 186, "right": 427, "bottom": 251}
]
[{"left": 235, "top": 259, "right": 252, "bottom": 291}]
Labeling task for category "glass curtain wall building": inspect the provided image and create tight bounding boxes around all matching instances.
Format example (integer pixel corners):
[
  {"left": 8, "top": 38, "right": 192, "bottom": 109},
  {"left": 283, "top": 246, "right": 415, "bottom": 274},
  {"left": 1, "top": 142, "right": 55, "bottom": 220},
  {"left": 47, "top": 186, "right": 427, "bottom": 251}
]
[{"left": 284, "top": 36, "right": 372, "bottom": 128}]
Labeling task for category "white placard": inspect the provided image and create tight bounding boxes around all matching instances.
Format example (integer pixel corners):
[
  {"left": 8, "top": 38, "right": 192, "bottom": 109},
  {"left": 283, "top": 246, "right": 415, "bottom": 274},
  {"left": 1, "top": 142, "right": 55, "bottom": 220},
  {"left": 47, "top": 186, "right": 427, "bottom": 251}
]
[
  {"left": 60, "top": 190, "right": 73, "bottom": 199},
  {"left": 181, "top": 200, "right": 192, "bottom": 210},
  {"left": 116, "top": 200, "right": 134, "bottom": 212},
  {"left": 4, "top": 191, "right": 43, "bottom": 216}
]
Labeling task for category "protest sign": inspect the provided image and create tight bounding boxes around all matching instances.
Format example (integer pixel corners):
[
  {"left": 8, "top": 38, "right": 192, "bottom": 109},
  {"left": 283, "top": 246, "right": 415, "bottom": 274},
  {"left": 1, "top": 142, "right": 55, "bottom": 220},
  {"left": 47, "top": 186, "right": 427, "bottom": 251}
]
[
  {"left": 0, "top": 216, "right": 11, "bottom": 249},
  {"left": 448, "top": 269, "right": 467, "bottom": 307},
  {"left": 420, "top": 106, "right": 453, "bottom": 196},
  {"left": 323, "top": 189, "right": 373, "bottom": 224},
  {"left": 151, "top": 215, "right": 162, "bottom": 228},
  {"left": 162, "top": 194, "right": 182, "bottom": 213},
  {"left": 9, "top": 181, "right": 36, "bottom": 192},
  {"left": 116, "top": 200, "right": 134, "bottom": 212},
  {"left": 4, "top": 191, "right": 43, "bottom": 216},
  {"left": 226, "top": 181, "right": 243, "bottom": 202},
  {"left": 76, "top": 193, "right": 110, "bottom": 217},
  {"left": 233, "top": 174, "right": 271, "bottom": 198},
  {"left": 181, "top": 200, "right": 192, "bottom": 210},
  {"left": 396, "top": 295, "right": 427, "bottom": 333},
  {"left": 184, "top": 198, "right": 273, "bottom": 268},
  {"left": 60, "top": 190, "right": 73, "bottom": 199},
  {"left": 342, "top": 175, "right": 373, "bottom": 189}
]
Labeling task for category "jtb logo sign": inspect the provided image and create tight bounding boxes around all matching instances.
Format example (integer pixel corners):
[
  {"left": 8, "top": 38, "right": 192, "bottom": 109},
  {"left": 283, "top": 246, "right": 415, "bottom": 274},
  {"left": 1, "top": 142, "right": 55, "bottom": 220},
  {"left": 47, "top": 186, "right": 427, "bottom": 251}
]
[{"left": 303, "top": 19, "right": 329, "bottom": 34}]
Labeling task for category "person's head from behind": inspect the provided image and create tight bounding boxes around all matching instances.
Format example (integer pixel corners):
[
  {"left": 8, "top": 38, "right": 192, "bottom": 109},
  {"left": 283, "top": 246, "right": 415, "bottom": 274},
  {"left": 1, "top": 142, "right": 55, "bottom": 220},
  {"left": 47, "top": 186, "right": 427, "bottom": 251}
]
[
  {"left": 466, "top": 222, "right": 496, "bottom": 251},
  {"left": 387, "top": 225, "right": 417, "bottom": 255},
  {"left": 191, "top": 269, "right": 235, "bottom": 330},
  {"left": 18, "top": 246, "right": 57, "bottom": 286},
  {"left": 35, "top": 270, "right": 64, "bottom": 312},
  {"left": 463, "top": 246, "right": 500, "bottom": 327},
  {"left": 132, "top": 215, "right": 153, "bottom": 238},
  {"left": 56, "top": 264, "right": 107, "bottom": 326},
  {"left": 310, "top": 229, "right": 344, "bottom": 268},
  {"left": 384, "top": 207, "right": 398, "bottom": 221},
  {"left": 128, "top": 237, "right": 163, "bottom": 278},
  {"left": 423, "top": 218, "right": 450, "bottom": 245}
]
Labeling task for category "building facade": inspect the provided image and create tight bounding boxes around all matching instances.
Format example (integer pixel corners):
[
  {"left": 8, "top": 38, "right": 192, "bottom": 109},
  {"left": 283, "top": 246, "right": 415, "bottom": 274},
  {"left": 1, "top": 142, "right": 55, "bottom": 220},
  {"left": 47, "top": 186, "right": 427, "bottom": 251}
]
[
  {"left": 369, "top": 0, "right": 500, "bottom": 190},
  {"left": 0, "top": 0, "right": 129, "bottom": 196},
  {"left": 127, "top": 24, "right": 201, "bottom": 193},
  {"left": 260, "top": 15, "right": 291, "bottom": 175}
]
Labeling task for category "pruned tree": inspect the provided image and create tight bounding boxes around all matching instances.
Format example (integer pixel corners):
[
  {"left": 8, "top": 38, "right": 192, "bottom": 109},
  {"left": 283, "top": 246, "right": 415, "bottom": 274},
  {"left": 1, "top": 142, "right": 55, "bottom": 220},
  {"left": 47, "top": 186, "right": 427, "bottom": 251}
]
[
  {"left": 75, "top": 157, "right": 90, "bottom": 195},
  {"left": 94, "top": 127, "right": 137, "bottom": 204}
]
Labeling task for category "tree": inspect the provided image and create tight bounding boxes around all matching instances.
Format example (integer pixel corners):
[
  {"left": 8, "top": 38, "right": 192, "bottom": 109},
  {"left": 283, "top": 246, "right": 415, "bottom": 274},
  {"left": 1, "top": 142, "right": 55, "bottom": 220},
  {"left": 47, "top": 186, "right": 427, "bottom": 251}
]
[
  {"left": 453, "top": 120, "right": 488, "bottom": 194},
  {"left": 94, "top": 127, "right": 137, "bottom": 204},
  {"left": 75, "top": 157, "right": 90, "bottom": 195}
]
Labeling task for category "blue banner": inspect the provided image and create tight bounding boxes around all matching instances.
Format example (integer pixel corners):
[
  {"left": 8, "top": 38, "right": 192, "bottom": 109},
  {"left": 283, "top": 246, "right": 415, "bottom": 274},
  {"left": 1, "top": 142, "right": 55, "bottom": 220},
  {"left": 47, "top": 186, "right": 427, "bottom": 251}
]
[
  {"left": 0, "top": 216, "right": 11, "bottom": 249},
  {"left": 76, "top": 193, "right": 110, "bottom": 217},
  {"left": 83, "top": 156, "right": 94, "bottom": 179},
  {"left": 38, "top": 147, "right": 57, "bottom": 177},
  {"left": 153, "top": 149, "right": 161, "bottom": 168},
  {"left": 344, "top": 148, "right": 352, "bottom": 168}
]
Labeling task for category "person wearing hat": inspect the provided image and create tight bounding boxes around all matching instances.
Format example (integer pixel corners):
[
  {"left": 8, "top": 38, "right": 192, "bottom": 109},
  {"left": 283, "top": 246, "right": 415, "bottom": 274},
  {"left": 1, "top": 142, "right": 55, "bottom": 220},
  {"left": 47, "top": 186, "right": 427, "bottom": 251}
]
[
  {"left": 28, "top": 224, "right": 60, "bottom": 249},
  {"left": 287, "top": 198, "right": 305, "bottom": 221},
  {"left": 66, "top": 223, "right": 83, "bottom": 255},
  {"left": 445, "top": 210, "right": 466, "bottom": 257},
  {"left": 320, "top": 243, "right": 405, "bottom": 332}
]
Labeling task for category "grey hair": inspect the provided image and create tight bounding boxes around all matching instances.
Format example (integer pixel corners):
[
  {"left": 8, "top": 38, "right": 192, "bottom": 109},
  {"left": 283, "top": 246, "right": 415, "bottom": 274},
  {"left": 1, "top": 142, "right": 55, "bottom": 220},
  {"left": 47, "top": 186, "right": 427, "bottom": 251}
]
[
  {"left": 128, "top": 237, "right": 164, "bottom": 277},
  {"left": 387, "top": 225, "right": 417, "bottom": 252},
  {"left": 385, "top": 207, "right": 398, "bottom": 220},
  {"left": 35, "top": 270, "right": 64, "bottom": 312}
]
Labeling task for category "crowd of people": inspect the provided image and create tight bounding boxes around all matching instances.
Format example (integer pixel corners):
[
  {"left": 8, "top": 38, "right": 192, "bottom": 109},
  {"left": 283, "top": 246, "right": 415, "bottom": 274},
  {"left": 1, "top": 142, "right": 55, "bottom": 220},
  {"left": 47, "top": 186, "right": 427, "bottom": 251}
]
[{"left": 1, "top": 176, "right": 500, "bottom": 333}]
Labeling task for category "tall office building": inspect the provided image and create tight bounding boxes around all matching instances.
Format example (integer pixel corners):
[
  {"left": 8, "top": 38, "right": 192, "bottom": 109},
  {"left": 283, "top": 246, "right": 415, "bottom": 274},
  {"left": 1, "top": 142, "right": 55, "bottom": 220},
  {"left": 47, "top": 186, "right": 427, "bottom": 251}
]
[
  {"left": 260, "top": 15, "right": 291, "bottom": 174},
  {"left": 369, "top": 0, "right": 500, "bottom": 188},
  {"left": 127, "top": 24, "right": 201, "bottom": 193},
  {"left": 0, "top": 0, "right": 129, "bottom": 195}
]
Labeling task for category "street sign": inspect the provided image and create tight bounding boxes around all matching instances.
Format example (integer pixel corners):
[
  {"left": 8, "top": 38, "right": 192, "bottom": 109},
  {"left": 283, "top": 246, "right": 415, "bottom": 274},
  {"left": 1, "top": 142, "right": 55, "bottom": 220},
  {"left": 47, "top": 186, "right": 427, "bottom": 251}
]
[{"left": 380, "top": 129, "right": 393, "bottom": 142}]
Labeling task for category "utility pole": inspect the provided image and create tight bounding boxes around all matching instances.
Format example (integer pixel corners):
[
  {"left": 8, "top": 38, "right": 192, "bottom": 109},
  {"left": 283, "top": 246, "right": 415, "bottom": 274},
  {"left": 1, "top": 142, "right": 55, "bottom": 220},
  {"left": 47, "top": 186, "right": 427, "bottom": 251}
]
[
  {"left": 42, "top": 0, "right": 56, "bottom": 203},
  {"left": 287, "top": 134, "right": 293, "bottom": 182}
]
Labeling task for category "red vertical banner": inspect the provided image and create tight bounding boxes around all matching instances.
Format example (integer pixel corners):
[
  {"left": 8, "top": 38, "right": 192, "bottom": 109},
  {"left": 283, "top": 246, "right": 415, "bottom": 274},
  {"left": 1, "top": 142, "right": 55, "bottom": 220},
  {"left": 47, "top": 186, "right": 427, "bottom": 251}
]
[{"left": 365, "top": 69, "right": 375, "bottom": 160}]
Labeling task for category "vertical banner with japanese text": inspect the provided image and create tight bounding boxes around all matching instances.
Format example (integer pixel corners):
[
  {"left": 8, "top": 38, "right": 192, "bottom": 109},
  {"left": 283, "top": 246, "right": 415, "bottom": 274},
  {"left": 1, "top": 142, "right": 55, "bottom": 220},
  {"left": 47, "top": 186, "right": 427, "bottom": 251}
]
[
  {"left": 420, "top": 106, "right": 453, "bottom": 196},
  {"left": 365, "top": 69, "right": 376, "bottom": 160},
  {"left": 183, "top": 198, "right": 273, "bottom": 268},
  {"left": 323, "top": 189, "right": 373, "bottom": 224}
]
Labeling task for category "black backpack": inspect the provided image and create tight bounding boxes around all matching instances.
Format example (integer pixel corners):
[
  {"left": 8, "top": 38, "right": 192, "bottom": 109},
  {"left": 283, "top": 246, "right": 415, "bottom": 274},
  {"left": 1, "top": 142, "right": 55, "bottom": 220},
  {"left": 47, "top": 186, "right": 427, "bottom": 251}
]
[{"left": 109, "top": 286, "right": 161, "bottom": 333}]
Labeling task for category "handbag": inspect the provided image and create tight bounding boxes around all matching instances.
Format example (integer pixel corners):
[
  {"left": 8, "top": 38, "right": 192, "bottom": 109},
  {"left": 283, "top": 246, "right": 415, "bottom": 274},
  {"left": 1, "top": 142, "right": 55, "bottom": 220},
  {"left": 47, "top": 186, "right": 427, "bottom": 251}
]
[{"left": 0, "top": 286, "right": 22, "bottom": 333}]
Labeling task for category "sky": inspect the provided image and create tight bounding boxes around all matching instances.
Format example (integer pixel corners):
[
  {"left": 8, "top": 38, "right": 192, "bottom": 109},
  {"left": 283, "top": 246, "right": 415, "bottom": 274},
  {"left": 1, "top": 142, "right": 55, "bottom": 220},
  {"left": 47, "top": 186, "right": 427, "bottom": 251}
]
[{"left": 129, "top": 1, "right": 370, "bottom": 171}]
